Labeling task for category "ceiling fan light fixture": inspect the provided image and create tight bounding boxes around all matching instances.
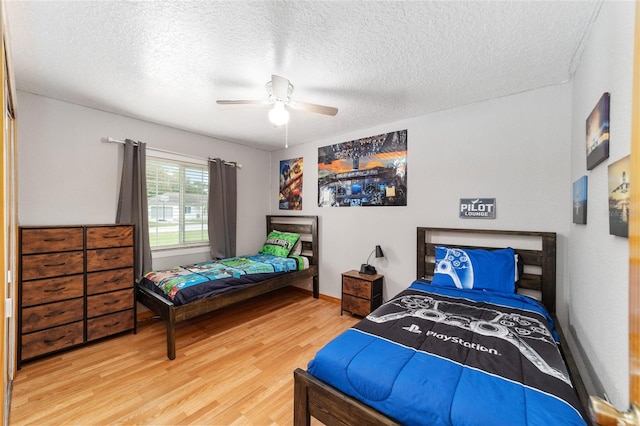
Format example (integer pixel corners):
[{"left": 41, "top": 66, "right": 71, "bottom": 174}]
[{"left": 269, "top": 101, "right": 289, "bottom": 126}]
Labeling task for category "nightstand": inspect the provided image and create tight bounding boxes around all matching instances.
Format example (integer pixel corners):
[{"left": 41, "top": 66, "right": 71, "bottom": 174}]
[{"left": 341, "top": 270, "right": 383, "bottom": 316}]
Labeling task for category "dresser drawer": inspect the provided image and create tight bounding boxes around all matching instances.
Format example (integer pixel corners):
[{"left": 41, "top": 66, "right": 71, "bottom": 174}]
[
  {"left": 21, "top": 321, "right": 84, "bottom": 360},
  {"left": 86, "top": 226, "right": 133, "bottom": 249},
  {"left": 87, "top": 288, "right": 133, "bottom": 318},
  {"left": 21, "top": 227, "right": 83, "bottom": 254},
  {"left": 21, "top": 251, "right": 84, "bottom": 281},
  {"left": 87, "top": 268, "right": 134, "bottom": 295},
  {"left": 86, "top": 247, "right": 134, "bottom": 272},
  {"left": 342, "top": 294, "right": 370, "bottom": 317},
  {"left": 22, "top": 298, "right": 84, "bottom": 333},
  {"left": 21, "top": 275, "right": 84, "bottom": 307},
  {"left": 343, "top": 276, "right": 371, "bottom": 298},
  {"left": 87, "top": 310, "right": 134, "bottom": 341}
]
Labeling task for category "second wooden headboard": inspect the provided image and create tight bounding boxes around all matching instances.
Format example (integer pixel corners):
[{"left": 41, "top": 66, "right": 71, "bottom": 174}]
[{"left": 416, "top": 227, "right": 557, "bottom": 314}]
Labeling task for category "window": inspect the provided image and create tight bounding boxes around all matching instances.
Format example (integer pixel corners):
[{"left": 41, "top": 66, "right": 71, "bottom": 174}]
[{"left": 146, "top": 156, "right": 208, "bottom": 248}]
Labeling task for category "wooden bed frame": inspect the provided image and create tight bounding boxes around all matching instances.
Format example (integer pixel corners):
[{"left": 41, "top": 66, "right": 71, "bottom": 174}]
[
  {"left": 294, "top": 227, "right": 592, "bottom": 425},
  {"left": 137, "top": 215, "right": 319, "bottom": 360}
]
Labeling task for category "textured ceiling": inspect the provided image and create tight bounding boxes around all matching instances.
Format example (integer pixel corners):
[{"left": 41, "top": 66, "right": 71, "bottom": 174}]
[{"left": 5, "top": 1, "right": 601, "bottom": 151}]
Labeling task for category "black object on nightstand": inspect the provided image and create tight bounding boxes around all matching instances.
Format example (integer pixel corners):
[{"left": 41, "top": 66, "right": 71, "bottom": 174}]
[{"left": 341, "top": 270, "right": 384, "bottom": 316}]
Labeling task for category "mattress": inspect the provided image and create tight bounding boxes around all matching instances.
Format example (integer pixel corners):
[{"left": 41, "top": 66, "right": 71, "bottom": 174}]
[
  {"left": 307, "top": 280, "right": 587, "bottom": 425},
  {"left": 140, "top": 254, "right": 308, "bottom": 306}
]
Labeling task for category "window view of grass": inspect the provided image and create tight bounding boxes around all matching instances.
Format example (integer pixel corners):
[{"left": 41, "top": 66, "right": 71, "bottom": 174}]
[
  {"left": 147, "top": 157, "right": 208, "bottom": 248},
  {"left": 148, "top": 220, "right": 208, "bottom": 246}
]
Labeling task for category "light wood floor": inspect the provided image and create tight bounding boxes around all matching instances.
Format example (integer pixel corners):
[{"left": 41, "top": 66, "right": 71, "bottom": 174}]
[{"left": 9, "top": 288, "right": 358, "bottom": 425}]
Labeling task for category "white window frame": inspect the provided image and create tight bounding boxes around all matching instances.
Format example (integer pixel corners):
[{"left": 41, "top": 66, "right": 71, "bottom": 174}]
[{"left": 146, "top": 150, "right": 209, "bottom": 252}]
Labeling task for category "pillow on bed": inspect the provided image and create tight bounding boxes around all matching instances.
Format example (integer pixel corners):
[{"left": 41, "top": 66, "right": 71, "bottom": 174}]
[
  {"left": 291, "top": 239, "right": 302, "bottom": 255},
  {"left": 274, "top": 229, "right": 303, "bottom": 255},
  {"left": 515, "top": 253, "right": 524, "bottom": 283},
  {"left": 259, "top": 230, "right": 300, "bottom": 258},
  {"left": 431, "top": 246, "right": 516, "bottom": 293}
]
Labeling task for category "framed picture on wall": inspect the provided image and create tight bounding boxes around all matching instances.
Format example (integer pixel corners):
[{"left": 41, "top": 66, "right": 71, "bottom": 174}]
[
  {"left": 572, "top": 176, "right": 588, "bottom": 224},
  {"left": 586, "top": 92, "right": 610, "bottom": 170},
  {"left": 279, "top": 157, "right": 303, "bottom": 210},
  {"left": 608, "top": 155, "right": 630, "bottom": 237},
  {"left": 317, "top": 129, "right": 407, "bottom": 207}
]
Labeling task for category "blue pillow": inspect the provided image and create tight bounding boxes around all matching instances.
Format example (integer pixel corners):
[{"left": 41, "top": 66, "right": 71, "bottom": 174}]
[{"left": 431, "top": 246, "right": 516, "bottom": 293}]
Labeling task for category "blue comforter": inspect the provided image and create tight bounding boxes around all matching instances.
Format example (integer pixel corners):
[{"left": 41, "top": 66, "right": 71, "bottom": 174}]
[{"left": 308, "top": 281, "right": 586, "bottom": 425}]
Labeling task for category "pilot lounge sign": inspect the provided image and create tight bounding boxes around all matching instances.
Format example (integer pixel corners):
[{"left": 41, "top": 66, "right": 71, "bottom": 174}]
[{"left": 459, "top": 198, "right": 496, "bottom": 219}]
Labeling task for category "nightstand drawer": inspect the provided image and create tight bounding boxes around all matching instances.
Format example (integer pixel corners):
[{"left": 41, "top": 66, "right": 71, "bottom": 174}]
[
  {"left": 342, "top": 294, "right": 371, "bottom": 317},
  {"left": 341, "top": 270, "right": 384, "bottom": 317},
  {"left": 343, "top": 276, "right": 371, "bottom": 298}
]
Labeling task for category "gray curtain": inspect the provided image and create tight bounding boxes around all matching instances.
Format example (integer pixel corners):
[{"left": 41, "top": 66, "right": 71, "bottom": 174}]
[
  {"left": 208, "top": 158, "right": 237, "bottom": 259},
  {"left": 116, "top": 139, "right": 152, "bottom": 281}
]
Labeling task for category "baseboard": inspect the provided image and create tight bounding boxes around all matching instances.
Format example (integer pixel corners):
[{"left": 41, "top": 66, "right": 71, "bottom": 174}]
[
  {"left": 287, "top": 286, "right": 341, "bottom": 304},
  {"left": 569, "top": 323, "right": 606, "bottom": 400}
]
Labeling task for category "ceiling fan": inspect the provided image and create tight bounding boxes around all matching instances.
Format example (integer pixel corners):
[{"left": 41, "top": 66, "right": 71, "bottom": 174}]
[{"left": 216, "top": 74, "right": 338, "bottom": 126}]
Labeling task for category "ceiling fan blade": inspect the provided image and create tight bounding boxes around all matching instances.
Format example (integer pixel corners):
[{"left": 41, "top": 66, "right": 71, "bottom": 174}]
[
  {"left": 271, "top": 74, "right": 292, "bottom": 101},
  {"left": 290, "top": 101, "right": 338, "bottom": 116},
  {"left": 216, "top": 100, "right": 270, "bottom": 105}
]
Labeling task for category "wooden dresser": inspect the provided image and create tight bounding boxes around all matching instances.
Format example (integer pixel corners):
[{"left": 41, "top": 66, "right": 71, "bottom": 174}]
[{"left": 18, "top": 225, "right": 135, "bottom": 366}]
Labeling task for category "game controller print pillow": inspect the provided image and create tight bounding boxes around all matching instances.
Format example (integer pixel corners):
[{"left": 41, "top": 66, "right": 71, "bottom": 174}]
[{"left": 431, "top": 246, "right": 516, "bottom": 293}]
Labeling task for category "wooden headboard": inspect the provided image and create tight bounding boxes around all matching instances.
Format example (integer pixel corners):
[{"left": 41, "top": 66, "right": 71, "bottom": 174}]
[
  {"left": 417, "top": 227, "right": 557, "bottom": 314},
  {"left": 267, "top": 215, "right": 319, "bottom": 298},
  {"left": 267, "top": 215, "right": 319, "bottom": 267}
]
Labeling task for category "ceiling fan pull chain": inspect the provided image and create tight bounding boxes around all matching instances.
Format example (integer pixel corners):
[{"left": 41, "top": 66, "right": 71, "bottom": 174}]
[{"left": 285, "top": 122, "right": 288, "bottom": 149}]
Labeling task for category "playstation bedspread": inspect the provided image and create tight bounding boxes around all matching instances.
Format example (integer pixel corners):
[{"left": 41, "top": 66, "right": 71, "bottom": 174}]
[{"left": 307, "top": 280, "right": 586, "bottom": 425}]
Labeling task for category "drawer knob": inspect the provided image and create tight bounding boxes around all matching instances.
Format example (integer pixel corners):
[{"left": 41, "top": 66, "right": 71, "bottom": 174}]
[
  {"left": 44, "top": 262, "right": 66, "bottom": 267},
  {"left": 103, "top": 321, "right": 120, "bottom": 328},
  {"left": 44, "top": 286, "right": 66, "bottom": 292},
  {"left": 44, "top": 310, "right": 66, "bottom": 317},
  {"left": 104, "top": 256, "right": 120, "bottom": 260},
  {"left": 43, "top": 238, "right": 65, "bottom": 242},
  {"left": 102, "top": 235, "right": 120, "bottom": 239},
  {"left": 104, "top": 300, "right": 120, "bottom": 305}
]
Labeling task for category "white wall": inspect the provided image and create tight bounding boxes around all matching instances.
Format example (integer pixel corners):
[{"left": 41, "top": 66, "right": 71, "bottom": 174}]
[
  {"left": 17, "top": 91, "right": 273, "bottom": 267},
  {"left": 568, "top": 1, "right": 635, "bottom": 409},
  {"left": 270, "top": 1, "right": 635, "bottom": 409},
  {"left": 271, "top": 83, "right": 572, "bottom": 304}
]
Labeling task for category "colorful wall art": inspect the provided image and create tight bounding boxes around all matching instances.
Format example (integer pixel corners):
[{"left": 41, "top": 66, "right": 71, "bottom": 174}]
[
  {"left": 573, "top": 176, "right": 588, "bottom": 225},
  {"left": 279, "top": 157, "right": 303, "bottom": 210},
  {"left": 586, "top": 92, "right": 610, "bottom": 170},
  {"left": 608, "top": 155, "right": 630, "bottom": 237},
  {"left": 317, "top": 130, "right": 407, "bottom": 207}
]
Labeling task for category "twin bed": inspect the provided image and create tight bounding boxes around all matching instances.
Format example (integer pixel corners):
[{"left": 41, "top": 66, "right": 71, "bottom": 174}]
[
  {"left": 294, "top": 227, "right": 590, "bottom": 425},
  {"left": 136, "top": 219, "right": 590, "bottom": 424},
  {"left": 136, "top": 215, "right": 319, "bottom": 360}
]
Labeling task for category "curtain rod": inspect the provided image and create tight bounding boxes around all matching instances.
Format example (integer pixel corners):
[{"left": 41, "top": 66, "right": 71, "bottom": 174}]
[{"left": 104, "top": 137, "right": 242, "bottom": 168}]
